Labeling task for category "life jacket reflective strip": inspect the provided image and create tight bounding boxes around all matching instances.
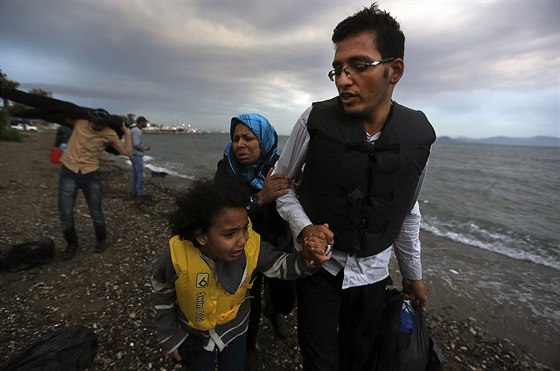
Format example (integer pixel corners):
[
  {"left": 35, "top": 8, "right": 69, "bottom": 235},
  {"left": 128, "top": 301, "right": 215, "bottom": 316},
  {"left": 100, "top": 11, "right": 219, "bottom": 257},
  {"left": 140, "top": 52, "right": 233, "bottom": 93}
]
[{"left": 169, "top": 228, "right": 260, "bottom": 331}]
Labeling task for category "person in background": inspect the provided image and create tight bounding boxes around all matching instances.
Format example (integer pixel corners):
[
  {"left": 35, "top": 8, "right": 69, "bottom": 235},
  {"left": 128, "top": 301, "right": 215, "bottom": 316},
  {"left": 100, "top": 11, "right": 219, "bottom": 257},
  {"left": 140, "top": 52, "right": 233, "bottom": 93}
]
[
  {"left": 130, "top": 116, "right": 151, "bottom": 197},
  {"left": 151, "top": 178, "right": 331, "bottom": 371},
  {"left": 54, "top": 124, "right": 73, "bottom": 153},
  {"left": 60, "top": 109, "right": 132, "bottom": 260},
  {"left": 0, "top": 87, "right": 133, "bottom": 260},
  {"left": 274, "top": 3, "right": 436, "bottom": 370},
  {"left": 214, "top": 113, "right": 296, "bottom": 370}
]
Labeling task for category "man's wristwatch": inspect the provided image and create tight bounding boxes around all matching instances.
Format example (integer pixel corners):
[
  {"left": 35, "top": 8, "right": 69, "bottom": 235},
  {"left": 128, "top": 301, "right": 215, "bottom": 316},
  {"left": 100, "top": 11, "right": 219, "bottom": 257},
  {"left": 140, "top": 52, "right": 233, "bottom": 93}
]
[{"left": 248, "top": 193, "right": 260, "bottom": 209}]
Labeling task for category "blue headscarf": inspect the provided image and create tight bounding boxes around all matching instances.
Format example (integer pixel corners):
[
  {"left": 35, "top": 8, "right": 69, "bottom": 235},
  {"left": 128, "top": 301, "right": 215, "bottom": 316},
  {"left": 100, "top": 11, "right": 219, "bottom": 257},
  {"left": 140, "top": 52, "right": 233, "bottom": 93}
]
[{"left": 223, "top": 113, "right": 278, "bottom": 190}]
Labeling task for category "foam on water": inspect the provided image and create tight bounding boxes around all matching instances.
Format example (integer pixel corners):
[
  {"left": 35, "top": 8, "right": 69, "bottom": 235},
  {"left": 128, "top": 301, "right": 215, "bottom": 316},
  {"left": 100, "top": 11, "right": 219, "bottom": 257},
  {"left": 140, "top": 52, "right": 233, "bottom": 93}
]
[
  {"left": 145, "top": 163, "right": 194, "bottom": 180},
  {"left": 422, "top": 215, "right": 560, "bottom": 271},
  {"left": 142, "top": 156, "right": 194, "bottom": 179}
]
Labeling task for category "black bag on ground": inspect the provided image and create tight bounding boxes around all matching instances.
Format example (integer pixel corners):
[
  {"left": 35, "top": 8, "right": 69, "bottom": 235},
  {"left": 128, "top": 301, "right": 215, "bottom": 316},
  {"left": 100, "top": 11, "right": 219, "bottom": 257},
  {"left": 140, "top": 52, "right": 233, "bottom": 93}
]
[
  {"left": 370, "top": 289, "right": 445, "bottom": 371},
  {"left": 2, "top": 325, "right": 98, "bottom": 371},
  {"left": 0, "top": 238, "right": 55, "bottom": 272}
]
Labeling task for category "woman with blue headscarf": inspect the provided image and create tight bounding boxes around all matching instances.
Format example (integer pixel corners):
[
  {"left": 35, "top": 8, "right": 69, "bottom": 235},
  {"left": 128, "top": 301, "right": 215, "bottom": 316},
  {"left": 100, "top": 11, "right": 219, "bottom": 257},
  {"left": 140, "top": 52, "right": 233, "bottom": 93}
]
[{"left": 215, "top": 113, "right": 296, "bottom": 370}]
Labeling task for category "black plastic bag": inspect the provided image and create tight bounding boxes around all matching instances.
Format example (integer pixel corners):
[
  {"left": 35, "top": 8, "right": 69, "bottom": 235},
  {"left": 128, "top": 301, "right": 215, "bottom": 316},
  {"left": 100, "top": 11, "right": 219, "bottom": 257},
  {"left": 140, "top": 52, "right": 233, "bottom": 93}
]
[
  {"left": 427, "top": 336, "right": 446, "bottom": 370},
  {"left": 2, "top": 325, "right": 98, "bottom": 371},
  {"left": 0, "top": 238, "right": 55, "bottom": 272},
  {"left": 400, "top": 303, "right": 430, "bottom": 370},
  {"left": 369, "top": 290, "right": 407, "bottom": 370},
  {"left": 370, "top": 289, "right": 446, "bottom": 371}
]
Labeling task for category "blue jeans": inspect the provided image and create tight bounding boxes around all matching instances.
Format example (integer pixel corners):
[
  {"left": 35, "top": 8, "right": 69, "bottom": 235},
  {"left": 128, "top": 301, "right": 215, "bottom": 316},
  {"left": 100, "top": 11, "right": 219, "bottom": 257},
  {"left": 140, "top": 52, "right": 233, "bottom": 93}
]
[
  {"left": 130, "top": 154, "right": 146, "bottom": 196},
  {"left": 189, "top": 333, "right": 247, "bottom": 371},
  {"left": 58, "top": 166, "right": 106, "bottom": 244}
]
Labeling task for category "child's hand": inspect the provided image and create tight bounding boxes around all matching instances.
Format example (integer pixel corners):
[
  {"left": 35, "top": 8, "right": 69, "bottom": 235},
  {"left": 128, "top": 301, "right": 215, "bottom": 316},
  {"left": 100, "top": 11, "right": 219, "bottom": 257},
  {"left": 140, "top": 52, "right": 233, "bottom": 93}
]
[
  {"left": 171, "top": 349, "right": 182, "bottom": 362},
  {"left": 303, "top": 229, "right": 333, "bottom": 269}
]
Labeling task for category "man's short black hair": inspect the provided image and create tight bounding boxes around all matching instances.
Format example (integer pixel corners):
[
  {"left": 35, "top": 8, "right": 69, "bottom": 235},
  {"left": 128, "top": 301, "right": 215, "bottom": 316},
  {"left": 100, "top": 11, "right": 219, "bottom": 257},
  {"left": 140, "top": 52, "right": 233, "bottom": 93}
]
[
  {"left": 332, "top": 2, "right": 405, "bottom": 59},
  {"left": 88, "top": 108, "right": 111, "bottom": 127}
]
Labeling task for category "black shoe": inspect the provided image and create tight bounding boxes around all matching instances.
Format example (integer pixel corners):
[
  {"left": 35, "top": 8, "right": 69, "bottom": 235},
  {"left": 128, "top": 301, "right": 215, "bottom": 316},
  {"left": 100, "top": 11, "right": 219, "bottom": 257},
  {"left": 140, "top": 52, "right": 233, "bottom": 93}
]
[
  {"left": 94, "top": 240, "right": 108, "bottom": 253},
  {"left": 61, "top": 243, "right": 78, "bottom": 260},
  {"left": 269, "top": 313, "right": 290, "bottom": 339},
  {"left": 139, "top": 194, "right": 153, "bottom": 202},
  {"left": 133, "top": 194, "right": 153, "bottom": 204}
]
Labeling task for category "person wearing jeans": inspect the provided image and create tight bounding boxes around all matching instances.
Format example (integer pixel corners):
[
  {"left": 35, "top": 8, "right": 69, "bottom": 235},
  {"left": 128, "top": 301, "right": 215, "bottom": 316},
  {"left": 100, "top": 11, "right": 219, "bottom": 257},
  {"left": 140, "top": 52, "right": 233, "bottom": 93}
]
[
  {"left": 0, "top": 89, "right": 132, "bottom": 260},
  {"left": 59, "top": 166, "right": 106, "bottom": 250},
  {"left": 130, "top": 116, "right": 150, "bottom": 197},
  {"left": 59, "top": 110, "right": 132, "bottom": 260}
]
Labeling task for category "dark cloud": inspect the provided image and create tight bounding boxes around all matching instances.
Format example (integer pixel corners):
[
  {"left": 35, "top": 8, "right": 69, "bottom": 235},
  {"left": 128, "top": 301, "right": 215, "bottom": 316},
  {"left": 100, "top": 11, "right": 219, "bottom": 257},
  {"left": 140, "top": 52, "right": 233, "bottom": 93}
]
[{"left": 1, "top": 0, "right": 558, "bottom": 137}]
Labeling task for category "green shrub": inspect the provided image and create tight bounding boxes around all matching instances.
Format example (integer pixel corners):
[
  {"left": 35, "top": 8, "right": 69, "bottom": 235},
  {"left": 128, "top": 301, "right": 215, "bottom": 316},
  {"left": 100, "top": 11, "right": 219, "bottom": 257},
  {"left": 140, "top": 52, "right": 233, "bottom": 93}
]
[{"left": 0, "top": 125, "right": 22, "bottom": 141}]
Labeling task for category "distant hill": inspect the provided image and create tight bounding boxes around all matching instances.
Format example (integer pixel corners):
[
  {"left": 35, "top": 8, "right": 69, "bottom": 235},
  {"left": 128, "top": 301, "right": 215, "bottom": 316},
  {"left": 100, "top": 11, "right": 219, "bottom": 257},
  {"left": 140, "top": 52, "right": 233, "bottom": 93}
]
[{"left": 436, "top": 136, "right": 560, "bottom": 147}]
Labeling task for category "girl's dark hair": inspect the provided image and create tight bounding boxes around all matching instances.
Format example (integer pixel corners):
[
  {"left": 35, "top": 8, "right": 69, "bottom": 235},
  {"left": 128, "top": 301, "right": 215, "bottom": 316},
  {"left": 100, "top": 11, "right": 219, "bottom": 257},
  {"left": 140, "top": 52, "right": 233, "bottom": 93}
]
[
  {"left": 332, "top": 2, "right": 405, "bottom": 59},
  {"left": 168, "top": 177, "right": 250, "bottom": 246}
]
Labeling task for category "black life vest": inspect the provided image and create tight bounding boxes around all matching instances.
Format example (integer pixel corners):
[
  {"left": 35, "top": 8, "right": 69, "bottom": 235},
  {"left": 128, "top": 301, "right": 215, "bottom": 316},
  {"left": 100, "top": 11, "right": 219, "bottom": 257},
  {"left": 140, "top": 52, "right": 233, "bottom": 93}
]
[{"left": 298, "top": 97, "right": 436, "bottom": 257}]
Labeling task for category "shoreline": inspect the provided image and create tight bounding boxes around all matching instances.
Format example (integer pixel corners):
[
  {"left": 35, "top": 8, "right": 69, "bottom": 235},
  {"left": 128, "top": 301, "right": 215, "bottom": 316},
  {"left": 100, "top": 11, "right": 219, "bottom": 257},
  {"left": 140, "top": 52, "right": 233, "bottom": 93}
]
[
  {"left": 0, "top": 132, "right": 555, "bottom": 370},
  {"left": 419, "top": 234, "right": 559, "bottom": 368}
]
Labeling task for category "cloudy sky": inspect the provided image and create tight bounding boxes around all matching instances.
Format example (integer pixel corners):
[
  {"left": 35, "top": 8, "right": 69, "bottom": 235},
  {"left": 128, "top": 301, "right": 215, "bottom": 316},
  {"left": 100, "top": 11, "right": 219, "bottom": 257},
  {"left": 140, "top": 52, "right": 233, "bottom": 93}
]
[{"left": 1, "top": 0, "right": 558, "bottom": 138}]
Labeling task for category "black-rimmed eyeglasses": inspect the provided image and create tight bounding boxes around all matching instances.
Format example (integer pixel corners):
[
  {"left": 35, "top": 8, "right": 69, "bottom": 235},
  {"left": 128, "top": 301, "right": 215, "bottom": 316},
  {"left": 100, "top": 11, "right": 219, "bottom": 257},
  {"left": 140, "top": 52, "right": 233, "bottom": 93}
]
[{"left": 328, "top": 58, "right": 395, "bottom": 81}]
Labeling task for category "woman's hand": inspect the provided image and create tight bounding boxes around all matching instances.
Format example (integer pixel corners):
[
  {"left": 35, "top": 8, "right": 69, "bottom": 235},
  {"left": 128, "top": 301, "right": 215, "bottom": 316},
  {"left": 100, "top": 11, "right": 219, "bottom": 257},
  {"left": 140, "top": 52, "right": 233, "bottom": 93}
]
[{"left": 258, "top": 168, "right": 292, "bottom": 206}]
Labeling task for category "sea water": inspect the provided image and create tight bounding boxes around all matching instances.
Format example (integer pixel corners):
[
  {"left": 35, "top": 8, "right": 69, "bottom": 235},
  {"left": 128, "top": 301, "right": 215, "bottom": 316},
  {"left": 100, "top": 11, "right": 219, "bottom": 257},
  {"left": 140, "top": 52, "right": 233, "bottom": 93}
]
[
  {"left": 421, "top": 142, "right": 560, "bottom": 271},
  {"left": 139, "top": 133, "right": 560, "bottom": 336},
  {"left": 142, "top": 134, "right": 559, "bottom": 269}
]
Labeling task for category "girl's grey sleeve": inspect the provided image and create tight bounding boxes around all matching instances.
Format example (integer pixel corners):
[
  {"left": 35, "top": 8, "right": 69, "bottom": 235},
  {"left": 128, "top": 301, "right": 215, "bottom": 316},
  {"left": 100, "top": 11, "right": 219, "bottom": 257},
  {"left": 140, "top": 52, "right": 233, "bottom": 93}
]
[
  {"left": 256, "top": 241, "right": 315, "bottom": 279},
  {"left": 150, "top": 247, "right": 188, "bottom": 353}
]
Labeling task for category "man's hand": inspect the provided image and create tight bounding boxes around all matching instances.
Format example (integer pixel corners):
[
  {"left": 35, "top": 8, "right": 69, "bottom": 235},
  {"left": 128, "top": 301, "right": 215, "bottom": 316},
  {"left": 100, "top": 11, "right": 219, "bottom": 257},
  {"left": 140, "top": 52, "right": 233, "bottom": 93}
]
[
  {"left": 299, "top": 223, "right": 334, "bottom": 268},
  {"left": 402, "top": 278, "right": 428, "bottom": 308},
  {"left": 302, "top": 231, "right": 333, "bottom": 268},
  {"left": 121, "top": 123, "right": 130, "bottom": 135}
]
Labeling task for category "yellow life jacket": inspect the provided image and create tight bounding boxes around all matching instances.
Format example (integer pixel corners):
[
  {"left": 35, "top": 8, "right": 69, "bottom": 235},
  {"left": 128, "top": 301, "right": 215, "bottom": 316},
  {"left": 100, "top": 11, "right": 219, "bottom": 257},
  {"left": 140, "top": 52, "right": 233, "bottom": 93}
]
[{"left": 169, "top": 227, "right": 260, "bottom": 331}]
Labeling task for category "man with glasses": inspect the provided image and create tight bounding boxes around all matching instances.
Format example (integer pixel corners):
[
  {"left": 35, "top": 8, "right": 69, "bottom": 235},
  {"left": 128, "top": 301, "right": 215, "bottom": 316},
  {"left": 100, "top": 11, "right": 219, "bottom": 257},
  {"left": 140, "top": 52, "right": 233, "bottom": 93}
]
[{"left": 274, "top": 3, "right": 436, "bottom": 370}]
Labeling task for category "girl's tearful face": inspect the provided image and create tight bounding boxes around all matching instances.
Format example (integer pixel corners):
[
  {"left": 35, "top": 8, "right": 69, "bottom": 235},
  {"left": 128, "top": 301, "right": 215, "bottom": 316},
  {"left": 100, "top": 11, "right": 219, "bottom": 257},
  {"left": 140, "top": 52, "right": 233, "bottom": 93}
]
[{"left": 196, "top": 207, "right": 249, "bottom": 262}]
